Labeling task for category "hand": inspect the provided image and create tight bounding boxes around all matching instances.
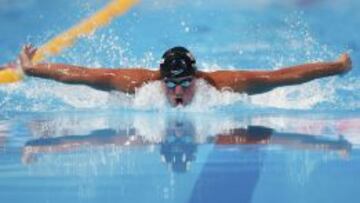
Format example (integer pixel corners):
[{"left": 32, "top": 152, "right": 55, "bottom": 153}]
[
  {"left": 338, "top": 53, "right": 352, "bottom": 74},
  {"left": 17, "top": 44, "right": 38, "bottom": 72}
]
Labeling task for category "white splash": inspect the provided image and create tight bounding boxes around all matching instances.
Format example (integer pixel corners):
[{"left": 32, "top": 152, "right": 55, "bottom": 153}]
[
  {"left": 133, "top": 81, "right": 168, "bottom": 110},
  {"left": 187, "top": 79, "right": 249, "bottom": 110},
  {"left": 250, "top": 79, "right": 335, "bottom": 110}
]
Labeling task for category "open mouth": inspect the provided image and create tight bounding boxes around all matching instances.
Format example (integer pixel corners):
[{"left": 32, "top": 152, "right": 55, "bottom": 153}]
[{"left": 175, "top": 98, "right": 183, "bottom": 105}]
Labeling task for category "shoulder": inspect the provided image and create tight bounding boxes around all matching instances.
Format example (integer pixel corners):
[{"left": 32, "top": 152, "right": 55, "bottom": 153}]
[
  {"left": 196, "top": 70, "right": 252, "bottom": 92},
  {"left": 110, "top": 68, "right": 161, "bottom": 93},
  {"left": 196, "top": 70, "right": 246, "bottom": 85},
  {"left": 112, "top": 68, "right": 161, "bottom": 81}
]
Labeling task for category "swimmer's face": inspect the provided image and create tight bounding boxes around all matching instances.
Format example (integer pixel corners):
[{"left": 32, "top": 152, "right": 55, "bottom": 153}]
[{"left": 162, "top": 76, "right": 196, "bottom": 107}]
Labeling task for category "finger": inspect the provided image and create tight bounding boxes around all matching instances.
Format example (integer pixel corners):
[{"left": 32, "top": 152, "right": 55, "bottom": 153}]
[
  {"left": 29, "top": 48, "right": 36, "bottom": 55},
  {"left": 24, "top": 44, "right": 33, "bottom": 53},
  {"left": 30, "top": 47, "right": 38, "bottom": 54},
  {"left": 23, "top": 46, "right": 31, "bottom": 55},
  {"left": 29, "top": 43, "right": 35, "bottom": 50},
  {"left": 23, "top": 46, "right": 31, "bottom": 56},
  {"left": 29, "top": 48, "right": 38, "bottom": 58},
  {"left": 26, "top": 45, "right": 32, "bottom": 52}
]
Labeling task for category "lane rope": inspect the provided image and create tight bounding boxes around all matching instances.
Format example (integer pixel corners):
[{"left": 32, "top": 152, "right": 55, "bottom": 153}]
[{"left": 0, "top": 68, "right": 23, "bottom": 84}]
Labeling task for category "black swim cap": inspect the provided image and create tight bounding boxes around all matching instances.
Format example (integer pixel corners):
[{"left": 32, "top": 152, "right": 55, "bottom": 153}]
[{"left": 160, "top": 47, "right": 197, "bottom": 79}]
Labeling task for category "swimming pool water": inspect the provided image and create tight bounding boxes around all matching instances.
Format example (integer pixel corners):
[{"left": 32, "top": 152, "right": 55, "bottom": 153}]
[
  {"left": 1, "top": 112, "right": 360, "bottom": 202},
  {"left": 0, "top": 0, "right": 359, "bottom": 202}
]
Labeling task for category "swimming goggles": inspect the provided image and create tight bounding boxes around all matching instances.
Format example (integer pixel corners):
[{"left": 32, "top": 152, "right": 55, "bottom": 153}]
[{"left": 164, "top": 78, "right": 193, "bottom": 89}]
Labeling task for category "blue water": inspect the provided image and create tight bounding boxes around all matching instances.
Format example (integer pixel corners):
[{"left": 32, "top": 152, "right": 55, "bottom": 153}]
[{"left": 0, "top": 0, "right": 360, "bottom": 202}]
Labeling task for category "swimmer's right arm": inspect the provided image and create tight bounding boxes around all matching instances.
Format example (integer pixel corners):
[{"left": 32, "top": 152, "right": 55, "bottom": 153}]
[
  {"left": 19, "top": 45, "right": 160, "bottom": 93},
  {"left": 26, "top": 63, "right": 120, "bottom": 91}
]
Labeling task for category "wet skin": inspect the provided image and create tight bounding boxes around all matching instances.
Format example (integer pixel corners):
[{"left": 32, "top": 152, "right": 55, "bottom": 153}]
[{"left": 162, "top": 76, "right": 196, "bottom": 107}]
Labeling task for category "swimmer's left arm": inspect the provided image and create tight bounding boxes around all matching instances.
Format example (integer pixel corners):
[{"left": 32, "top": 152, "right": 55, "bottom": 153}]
[
  {"left": 202, "top": 53, "right": 352, "bottom": 94},
  {"left": 255, "top": 53, "right": 352, "bottom": 93}
]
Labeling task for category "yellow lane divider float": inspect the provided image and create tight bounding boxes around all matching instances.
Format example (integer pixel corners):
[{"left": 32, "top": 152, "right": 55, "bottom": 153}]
[
  {"left": 0, "top": 0, "right": 139, "bottom": 84},
  {"left": 0, "top": 68, "right": 23, "bottom": 84}
]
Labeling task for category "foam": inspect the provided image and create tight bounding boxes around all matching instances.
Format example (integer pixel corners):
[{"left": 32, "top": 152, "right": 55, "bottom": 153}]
[{"left": 250, "top": 79, "right": 334, "bottom": 110}]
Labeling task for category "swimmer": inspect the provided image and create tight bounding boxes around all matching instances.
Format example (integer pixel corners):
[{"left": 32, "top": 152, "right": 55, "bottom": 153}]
[{"left": 16, "top": 44, "right": 352, "bottom": 107}]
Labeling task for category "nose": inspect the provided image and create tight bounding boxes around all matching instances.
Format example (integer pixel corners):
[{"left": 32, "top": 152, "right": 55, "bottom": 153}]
[{"left": 174, "top": 85, "right": 184, "bottom": 96}]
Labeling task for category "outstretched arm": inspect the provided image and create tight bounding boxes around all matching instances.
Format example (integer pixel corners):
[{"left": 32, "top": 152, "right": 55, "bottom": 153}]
[
  {"left": 213, "top": 126, "right": 351, "bottom": 153},
  {"left": 19, "top": 45, "right": 160, "bottom": 93},
  {"left": 25, "top": 63, "right": 160, "bottom": 92},
  {"left": 200, "top": 54, "right": 352, "bottom": 95}
]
